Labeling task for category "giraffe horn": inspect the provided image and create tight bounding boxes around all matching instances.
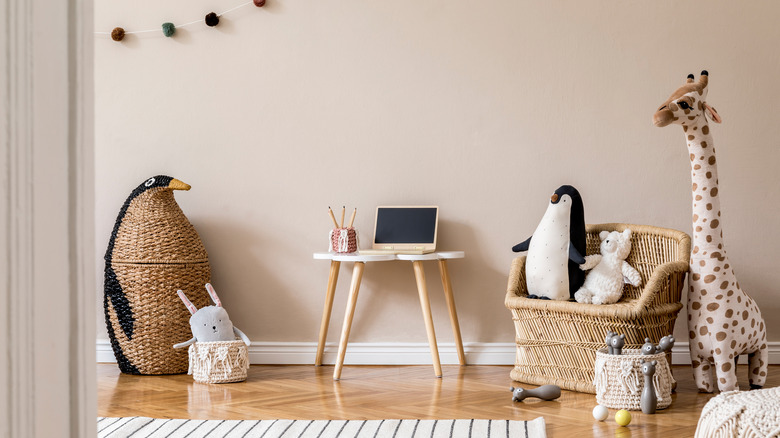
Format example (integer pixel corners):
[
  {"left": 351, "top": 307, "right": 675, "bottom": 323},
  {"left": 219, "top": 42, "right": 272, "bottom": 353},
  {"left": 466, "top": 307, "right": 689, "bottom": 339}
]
[
  {"left": 698, "top": 70, "right": 709, "bottom": 87},
  {"left": 686, "top": 74, "right": 695, "bottom": 84}
]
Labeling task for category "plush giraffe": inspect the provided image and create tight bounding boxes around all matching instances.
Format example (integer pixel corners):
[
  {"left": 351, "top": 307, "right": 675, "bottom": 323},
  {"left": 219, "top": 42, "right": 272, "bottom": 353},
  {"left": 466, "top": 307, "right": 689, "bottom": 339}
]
[{"left": 653, "top": 70, "right": 768, "bottom": 393}]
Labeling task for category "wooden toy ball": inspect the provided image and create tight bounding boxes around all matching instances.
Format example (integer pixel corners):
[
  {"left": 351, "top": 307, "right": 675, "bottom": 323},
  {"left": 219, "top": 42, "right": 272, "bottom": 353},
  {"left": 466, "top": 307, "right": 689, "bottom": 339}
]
[
  {"left": 592, "top": 405, "right": 609, "bottom": 421},
  {"left": 615, "top": 409, "right": 631, "bottom": 426}
]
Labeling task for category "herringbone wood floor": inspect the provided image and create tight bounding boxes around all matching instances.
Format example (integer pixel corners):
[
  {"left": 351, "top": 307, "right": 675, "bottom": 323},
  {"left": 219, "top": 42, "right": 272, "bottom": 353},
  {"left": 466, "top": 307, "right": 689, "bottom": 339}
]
[{"left": 99, "top": 363, "right": 778, "bottom": 437}]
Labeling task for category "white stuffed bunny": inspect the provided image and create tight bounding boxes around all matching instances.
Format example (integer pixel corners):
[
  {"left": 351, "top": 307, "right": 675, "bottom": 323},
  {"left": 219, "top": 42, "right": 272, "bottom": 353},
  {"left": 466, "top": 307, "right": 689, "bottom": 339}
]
[
  {"left": 574, "top": 229, "right": 642, "bottom": 305},
  {"left": 173, "top": 283, "right": 251, "bottom": 349}
]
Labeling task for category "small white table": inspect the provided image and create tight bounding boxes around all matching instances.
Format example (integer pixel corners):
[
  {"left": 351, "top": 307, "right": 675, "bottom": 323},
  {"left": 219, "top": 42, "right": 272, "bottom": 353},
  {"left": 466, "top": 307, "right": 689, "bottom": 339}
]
[{"left": 313, "top": 251, "right": 466, "bottom": 380}]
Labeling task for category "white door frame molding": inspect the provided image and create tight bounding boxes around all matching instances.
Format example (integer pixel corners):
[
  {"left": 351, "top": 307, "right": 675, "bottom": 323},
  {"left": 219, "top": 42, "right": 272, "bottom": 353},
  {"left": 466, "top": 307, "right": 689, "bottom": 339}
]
[{"left": 1, "top": 0, "right": 95, "bottom": 437}]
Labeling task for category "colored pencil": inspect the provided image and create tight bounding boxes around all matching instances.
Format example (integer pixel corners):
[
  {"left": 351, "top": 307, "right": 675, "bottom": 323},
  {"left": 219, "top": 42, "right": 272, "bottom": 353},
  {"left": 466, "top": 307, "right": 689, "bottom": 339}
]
[
  {"left": 347, "top": 208, "right": 357, "bottom": 228},
  {"left": 328, "top": 207, "right": 339, "bottom": 228}
]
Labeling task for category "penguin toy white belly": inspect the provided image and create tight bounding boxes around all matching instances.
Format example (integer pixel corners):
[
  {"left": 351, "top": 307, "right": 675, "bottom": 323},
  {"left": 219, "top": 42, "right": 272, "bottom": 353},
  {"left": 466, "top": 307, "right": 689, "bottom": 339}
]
[{"left": 512, "top": 185, "right": 587, "bottom": 300}]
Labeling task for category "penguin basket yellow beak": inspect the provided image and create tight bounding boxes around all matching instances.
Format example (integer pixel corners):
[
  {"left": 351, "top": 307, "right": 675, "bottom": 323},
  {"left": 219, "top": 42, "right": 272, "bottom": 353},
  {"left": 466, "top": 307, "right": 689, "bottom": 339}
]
[{"left": 168, "top": 178, "right": 191, "bottom": 191}]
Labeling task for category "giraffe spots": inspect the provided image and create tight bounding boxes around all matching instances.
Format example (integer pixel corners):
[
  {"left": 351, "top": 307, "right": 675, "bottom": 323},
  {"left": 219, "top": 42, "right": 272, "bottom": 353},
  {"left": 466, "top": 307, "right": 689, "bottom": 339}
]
[
  {"left": 694, "top": 164, "right": 701, "bottom": 170},
  {"left": 742, "top": 311, "right": 749, "bottom": 320},
  {"left": 730, "top": 340, "right": 736, "bottom": 348},
  {"left": 692, "top": 184, "right": 698, "bottom": 192},
  {"left": 710, "top": 251, "right": 724, "bottom": 260},
  {"left": 670, "top": 102, "right": 679, "bottom": 111},
  {"left": 721, "top": 323, "right": 728, "bottom": 329},
  {"left": 711, "top": 187, "right": 718, "bottom": 197},
  {"left": 706, "top": 317, "right": 714, "bottom": 324},
  {"left": 692, "top": 359, "right": 700, "bottom": 367},
  {"left": 716, "top": 332, "right": 727, "bottom": 341},
  {"left": 688, "top": 135, "right": 695, "bottom": 141},
  {"left": 703, "top": 275, "right": 716, "bottom": 283},
  {"left": 732, "top": 320, "right": 737, "bottom": 326},
  {"left": 699, "top": 260, "right": 706, "bottom": 267},
  {"left": 720, "top": 281, "right": 728, "bottom": 290},
  {"left": 696, "top": 226, "right": 703, "bottom": 232},
  {"left": 700, "top": 326, "right": 709, "bottom": 335},
  {"left": 703, "top": 125, "right": 709, "bottom": 135},
  {"left": 714, "top": 266, "right": 721, "bottom": 272},
  {"left": 715, "top": 294, "right": 723, "bottom": 300},
  {"left": 692, "top": 273, "right": 701, "bottom": 280},
  {"left": 727, "top": 290, "right": 733, "bottom": 297},
  {"left": 706, "top": 171, "right": 712, "bottom": 179},
  {"left": 692, "top": 248, "right": 700, "bottom": 257},
  {"left": 690, "top": 153, "right": 695, "bottom": 161},
  {"left": 701, "top": 141, "right": 708, "bottom": 148},
  {"left": 722, "top": 362, "right": 731, "bottom": 372},
  {"left": 695, "top": 195, "right": 703, "bottom": 201},
  {"left": 719, "top": 377, "right": 726, "bottom": 384},
  {"left": 706, "top": 203, "right": 712, "bottom": 211},
  {"left": 708, "top": 156, "right": 716, "bottom": 165},
  {"left": 688, "top": 116, "right": 696, "bottom": 120},
  {"left": 684, "top": 125, "right": 689, "bottom": 132},
  {"left": 698, "top": 342, "right": 704, "bottom": 350},
  {"left": 706, "top": 235, "right": 712, "bottom": 243},
  {"left": 710, "top": 219, "right": 719, "bottom": 229},
  {"left": 692, "top": 301, "right": 701, "bottom": 310},
  {"left": 698, "top": 101, "right": 704, "bottom": 110},
  {"left": 707, "top": 303, "right": 720, "bottom": 311},
  {"left": 701, "top": 289, "right": 708, "bottom": 296},
  {"left": 725, "top": 309, "right": 733, "bottom": 318}
]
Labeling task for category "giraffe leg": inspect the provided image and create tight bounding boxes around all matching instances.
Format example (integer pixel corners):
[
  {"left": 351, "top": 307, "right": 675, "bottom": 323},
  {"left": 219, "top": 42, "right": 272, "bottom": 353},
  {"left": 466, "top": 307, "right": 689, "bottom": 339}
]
[
  {"left": 748, "top": 342, "right": 768, "bottom": 390},
  {"left": 713, "top": 353, "right": 739, "bottom": 392},
  {"left": 692, "top": 358, "right": 716, "bottom": 393}
]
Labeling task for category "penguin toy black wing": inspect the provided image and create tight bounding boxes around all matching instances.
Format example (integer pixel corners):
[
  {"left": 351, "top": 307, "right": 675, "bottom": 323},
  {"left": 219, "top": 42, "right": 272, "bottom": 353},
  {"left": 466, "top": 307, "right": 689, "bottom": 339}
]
[
  {"left": 103, "top": 175, "right": 192, "bottom": 374},
  {"left": 512, "top": 185, "right": 586, "bottom": 300}
]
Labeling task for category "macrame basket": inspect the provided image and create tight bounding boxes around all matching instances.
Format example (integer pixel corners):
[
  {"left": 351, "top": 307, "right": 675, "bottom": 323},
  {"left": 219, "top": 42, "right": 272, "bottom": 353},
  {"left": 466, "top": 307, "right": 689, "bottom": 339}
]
[
  {"left": 695, "top": 386, "right": 780, "bottom": 438},
  {"left": 593, "top": 348, "right": 674, "bottom": 411},
  {"left": 188, "top": 340, "right": 249, "bottom": 384}
]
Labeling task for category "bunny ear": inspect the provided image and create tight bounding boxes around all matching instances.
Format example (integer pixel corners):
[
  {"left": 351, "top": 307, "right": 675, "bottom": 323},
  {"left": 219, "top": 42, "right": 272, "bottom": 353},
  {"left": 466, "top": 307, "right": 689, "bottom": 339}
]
[
  {"left": 204, "top": 283, "right": 222, "bottom": 307},
  {"left": 177, "top": 290, "right": 198, "bottom": 314}
]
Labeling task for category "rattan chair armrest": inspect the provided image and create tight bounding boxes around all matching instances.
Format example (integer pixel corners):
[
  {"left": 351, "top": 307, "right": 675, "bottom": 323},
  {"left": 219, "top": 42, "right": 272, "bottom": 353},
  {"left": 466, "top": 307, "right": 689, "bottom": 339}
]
[
  {"left": 634, "top": 260, "right": 690, "bottom": 310},
  {"left": 505, "top": 256, "right": 527, "bottom": 304}
]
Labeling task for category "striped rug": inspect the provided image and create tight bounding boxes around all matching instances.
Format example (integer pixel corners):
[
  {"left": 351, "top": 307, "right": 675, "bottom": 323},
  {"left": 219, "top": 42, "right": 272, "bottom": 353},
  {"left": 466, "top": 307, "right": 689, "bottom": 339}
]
[{"left": 97, "top": 417, "right": 546, "bottom": 438}]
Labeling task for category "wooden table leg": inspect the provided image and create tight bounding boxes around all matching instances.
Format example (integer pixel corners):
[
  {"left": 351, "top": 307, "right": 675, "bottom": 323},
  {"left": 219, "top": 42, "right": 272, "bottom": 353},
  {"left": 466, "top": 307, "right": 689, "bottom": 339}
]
[
  {"left": 315, "top": 260, "right": 341, "bottom": 366},
  {"left": 333, "top": 262, "right": 365, "bottom": 380},
  {"left": 412, "top": 260, "right": 442, "bottom": 378},
  {"left": 438, "top": 259, "right": 466, "bottom": 365}
]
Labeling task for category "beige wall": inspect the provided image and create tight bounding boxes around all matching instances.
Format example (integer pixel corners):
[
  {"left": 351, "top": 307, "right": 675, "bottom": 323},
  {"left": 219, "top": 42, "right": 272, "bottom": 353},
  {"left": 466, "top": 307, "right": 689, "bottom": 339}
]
[{"left": 95, "top": 1, "right": 780, "bottom": 352}]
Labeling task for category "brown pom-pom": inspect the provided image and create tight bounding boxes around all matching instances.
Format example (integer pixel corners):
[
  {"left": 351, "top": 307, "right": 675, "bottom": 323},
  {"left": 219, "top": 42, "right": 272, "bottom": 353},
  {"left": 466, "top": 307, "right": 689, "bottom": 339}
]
[
  {"left": 111, "top": 27, "right": 125, "bottom": 42},
  {"left": 253, "top": 0, "right": 266, "bottom": 6},
  {"left": 205, "top": 12, "right": 219, "bottom": 27}
]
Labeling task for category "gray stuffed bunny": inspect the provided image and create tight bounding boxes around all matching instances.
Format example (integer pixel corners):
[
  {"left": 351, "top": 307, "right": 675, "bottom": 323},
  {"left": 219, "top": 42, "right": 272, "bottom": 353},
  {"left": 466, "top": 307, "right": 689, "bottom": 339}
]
[{"left": 173, "top": 283, "right": 251, "bottom": 349}]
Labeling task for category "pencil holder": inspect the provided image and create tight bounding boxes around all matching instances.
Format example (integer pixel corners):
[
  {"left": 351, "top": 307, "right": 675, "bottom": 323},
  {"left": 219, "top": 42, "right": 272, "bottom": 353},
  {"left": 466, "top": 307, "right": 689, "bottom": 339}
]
[{"left": 330, "top": 227, "right": 357, "bottom": 253}]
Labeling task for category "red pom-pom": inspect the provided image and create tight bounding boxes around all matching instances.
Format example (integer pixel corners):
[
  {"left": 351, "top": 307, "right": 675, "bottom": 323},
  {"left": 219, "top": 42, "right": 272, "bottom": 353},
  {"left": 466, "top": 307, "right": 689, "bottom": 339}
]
[
  {"left": 253, "top": 0, "right": 266, "bottom": 6},
  {"left": 205, "top": 12, "right": 219, "bottom": 27},
  {"left": 111, "top": 27, "right": 125, "bottom": 41}
]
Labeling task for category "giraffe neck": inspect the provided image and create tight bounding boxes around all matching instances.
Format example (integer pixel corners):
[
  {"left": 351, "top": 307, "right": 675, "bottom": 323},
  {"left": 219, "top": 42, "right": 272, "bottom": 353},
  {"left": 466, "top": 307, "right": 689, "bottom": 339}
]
[{"left": 685, "top": 119, "right": 725, "bottom": 259}]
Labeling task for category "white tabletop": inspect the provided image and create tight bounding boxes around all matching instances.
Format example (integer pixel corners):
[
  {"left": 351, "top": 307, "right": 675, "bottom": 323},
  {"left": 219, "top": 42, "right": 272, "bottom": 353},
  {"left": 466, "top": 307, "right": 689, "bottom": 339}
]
[{"left": 313, "top": 251, "right": 464, "bottom": 262}]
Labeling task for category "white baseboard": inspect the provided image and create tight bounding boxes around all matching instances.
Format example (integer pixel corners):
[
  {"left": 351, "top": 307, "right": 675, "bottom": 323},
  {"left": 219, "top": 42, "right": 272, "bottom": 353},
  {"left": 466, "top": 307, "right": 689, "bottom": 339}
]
[{"left": 96, "top": 340, "right": 780, "bottom": 366}]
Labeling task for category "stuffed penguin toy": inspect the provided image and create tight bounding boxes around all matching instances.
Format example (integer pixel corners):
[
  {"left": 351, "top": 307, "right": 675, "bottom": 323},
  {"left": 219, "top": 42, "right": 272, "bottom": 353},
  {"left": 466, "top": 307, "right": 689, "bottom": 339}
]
[{"left": 512, "top": 185, "right": 586, "bottom": 300}]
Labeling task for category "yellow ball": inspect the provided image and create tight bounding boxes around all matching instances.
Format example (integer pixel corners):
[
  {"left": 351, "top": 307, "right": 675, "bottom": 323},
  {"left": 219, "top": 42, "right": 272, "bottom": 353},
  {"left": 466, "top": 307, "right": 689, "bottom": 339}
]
[{"left": 615, "top": 409, "right": 632, "bottom": 426}]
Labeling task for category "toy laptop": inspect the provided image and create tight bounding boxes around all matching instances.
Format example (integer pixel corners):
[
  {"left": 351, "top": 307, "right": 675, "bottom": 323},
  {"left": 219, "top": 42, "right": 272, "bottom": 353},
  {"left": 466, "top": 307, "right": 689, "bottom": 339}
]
[{"left": 359, "top": 206, "right": 439, "bottom": 255}]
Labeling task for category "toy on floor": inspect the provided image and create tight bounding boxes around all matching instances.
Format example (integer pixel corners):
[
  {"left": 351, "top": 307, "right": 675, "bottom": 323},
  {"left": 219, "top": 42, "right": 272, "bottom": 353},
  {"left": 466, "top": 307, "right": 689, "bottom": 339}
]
[
  {"left": 592, "top": 405, "right": 609, "bottom": 421},
  {"left": 606, "top": 333, "right": 625, "bottom": 355},
  {"left": 653, "top": 70, "right": 768, "bottom": 392},
  {"left": 510, "top": 385, "right": 562, "bottom": 402},
  {"left": 173, "top": 283, "right": 251, "bottom": 349},
  {"left": 615, "top": 409, "right": 631, "bottom": 426},
  {"left": 512, "top": 185, "right": 586, "bottom": 300},
  {"left": 640, "top": 360, "right": 658, "bottom": 414},
  {"left": 574, "top": 229, "right": 642, "bottom": 305}
]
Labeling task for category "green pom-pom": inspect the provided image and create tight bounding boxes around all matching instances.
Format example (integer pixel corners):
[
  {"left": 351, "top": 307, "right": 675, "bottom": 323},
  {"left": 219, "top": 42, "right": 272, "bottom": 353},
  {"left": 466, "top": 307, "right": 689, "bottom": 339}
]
[{"left": 162, "top": 22, "right": 175, "bottom": 37}]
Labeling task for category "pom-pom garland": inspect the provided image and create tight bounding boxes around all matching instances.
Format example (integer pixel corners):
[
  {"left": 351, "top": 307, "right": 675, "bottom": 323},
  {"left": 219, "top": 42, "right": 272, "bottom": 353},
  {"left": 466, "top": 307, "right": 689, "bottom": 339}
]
[
  {"left": 111, "top": 27, "right": 125, "bottom": 42},
  {"left": 205, "top": 12, "right": 220, "bottom": 27},
  {"left": 97, "top": 0, "right": 266, "bottom": 41},
  {"left": 162, "top": 22, "right": 176, "bottom": 37}
]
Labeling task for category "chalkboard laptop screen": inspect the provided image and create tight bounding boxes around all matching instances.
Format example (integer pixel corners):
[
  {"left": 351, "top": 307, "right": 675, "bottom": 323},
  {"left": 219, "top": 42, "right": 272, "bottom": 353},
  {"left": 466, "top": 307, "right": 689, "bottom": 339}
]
[{"left": 371, "top": 206, "right": 438, "bottom": 253}]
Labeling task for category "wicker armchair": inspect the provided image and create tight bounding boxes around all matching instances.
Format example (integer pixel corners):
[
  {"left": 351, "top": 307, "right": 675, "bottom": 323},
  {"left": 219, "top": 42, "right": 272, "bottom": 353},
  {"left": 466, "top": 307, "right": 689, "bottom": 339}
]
[{"left": 505, "top": 223, "right": 691, "bottom": 393}]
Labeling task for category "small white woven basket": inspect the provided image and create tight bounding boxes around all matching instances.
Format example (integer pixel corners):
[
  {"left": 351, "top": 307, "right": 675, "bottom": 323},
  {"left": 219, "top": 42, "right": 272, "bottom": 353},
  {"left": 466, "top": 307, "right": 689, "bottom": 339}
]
[
  {"left": 593, "top": 348, "right": 674, "bottom": 410},
  {"left": 188, "top": 340, "right": 249, "bottom": 384}
]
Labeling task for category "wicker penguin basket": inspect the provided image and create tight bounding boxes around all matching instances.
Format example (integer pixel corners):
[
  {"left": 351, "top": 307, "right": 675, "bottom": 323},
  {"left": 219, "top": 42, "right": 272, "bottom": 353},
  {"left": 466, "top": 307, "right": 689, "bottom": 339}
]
[{"left": 104, "top": 176, "right": 211, "bottom": 375}]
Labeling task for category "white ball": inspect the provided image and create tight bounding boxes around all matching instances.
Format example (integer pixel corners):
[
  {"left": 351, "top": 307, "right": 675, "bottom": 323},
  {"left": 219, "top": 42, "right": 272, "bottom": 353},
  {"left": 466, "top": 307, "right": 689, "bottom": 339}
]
[{"left": 592, "top": 405, "right": 609, "bottom": 421}]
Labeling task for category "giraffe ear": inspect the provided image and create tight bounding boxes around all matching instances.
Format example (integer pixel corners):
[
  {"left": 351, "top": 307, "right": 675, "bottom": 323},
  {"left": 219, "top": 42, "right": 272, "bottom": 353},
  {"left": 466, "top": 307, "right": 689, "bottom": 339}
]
[{"left": 703, "top": 102, "right": 722, "bottom": 124}]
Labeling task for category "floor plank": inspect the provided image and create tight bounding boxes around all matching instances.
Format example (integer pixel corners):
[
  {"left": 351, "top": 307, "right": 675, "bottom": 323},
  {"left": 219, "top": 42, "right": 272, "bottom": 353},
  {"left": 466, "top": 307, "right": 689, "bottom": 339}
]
[{"left": 98, "top": 363, "right": 779, "bottom": 437}]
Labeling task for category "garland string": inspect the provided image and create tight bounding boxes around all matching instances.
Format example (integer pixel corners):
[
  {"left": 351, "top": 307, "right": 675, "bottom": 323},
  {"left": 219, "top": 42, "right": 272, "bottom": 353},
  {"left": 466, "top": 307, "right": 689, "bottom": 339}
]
[{"left": 95, "top": 1, "right": 256, "bottom": 36}]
